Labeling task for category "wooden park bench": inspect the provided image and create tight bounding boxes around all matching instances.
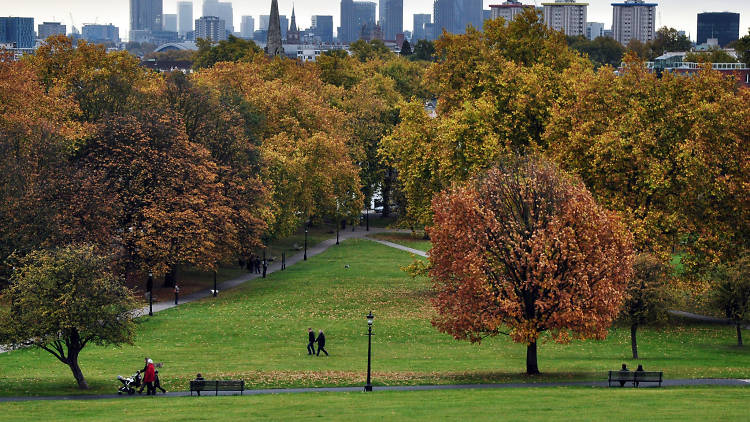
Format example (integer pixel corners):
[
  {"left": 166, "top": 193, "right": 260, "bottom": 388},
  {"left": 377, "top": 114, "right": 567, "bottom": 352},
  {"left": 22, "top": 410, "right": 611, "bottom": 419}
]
[
  {"left": 190, "top": 379, "right": 245, "bottom": 396},
  {"left": 608, "top": 371, "right": 663, "bottom": 387}
]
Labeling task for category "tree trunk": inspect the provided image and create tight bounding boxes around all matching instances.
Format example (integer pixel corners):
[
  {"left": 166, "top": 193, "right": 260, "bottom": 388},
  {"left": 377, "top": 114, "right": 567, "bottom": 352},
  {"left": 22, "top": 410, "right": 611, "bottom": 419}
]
[
  {"left": 631, "top": 323, "right": 639, "bottom": 359},
  {"left": 382, "top": 168, "right": 393, "bottom": 217},
  {"left": 163, "top": 265, "right": 178, "bottom": 287},
  {"left": 737, "top": 322, "right": 743, "bottom": 347},
  {"left": 67, "top": 348, "right": 89, "bottom": 389},
  {"left": 526, "top": 342, "right": 540, "bottom": 375}
]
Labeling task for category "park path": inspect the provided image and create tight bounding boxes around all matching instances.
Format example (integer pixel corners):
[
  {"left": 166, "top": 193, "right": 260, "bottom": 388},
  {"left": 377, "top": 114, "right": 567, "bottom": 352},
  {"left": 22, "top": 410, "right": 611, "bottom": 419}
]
[{"left": 0, "top": 378, "right": 748, "bottom": 403}]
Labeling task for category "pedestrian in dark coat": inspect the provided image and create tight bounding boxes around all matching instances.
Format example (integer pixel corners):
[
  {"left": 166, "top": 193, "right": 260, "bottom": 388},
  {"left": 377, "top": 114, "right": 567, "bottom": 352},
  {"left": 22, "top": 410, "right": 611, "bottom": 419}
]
[
  {"left": 154, "top": 369, "right": 167, "bottom": 394},
  {"left": 307, "top": 328, "right": 316, "bottom": 355},
  {"left": 316, "top": 330, "right": 328, "bottom": 356},
  {"left": 255, "top": 257, "right": 262, "bottom": 274}
]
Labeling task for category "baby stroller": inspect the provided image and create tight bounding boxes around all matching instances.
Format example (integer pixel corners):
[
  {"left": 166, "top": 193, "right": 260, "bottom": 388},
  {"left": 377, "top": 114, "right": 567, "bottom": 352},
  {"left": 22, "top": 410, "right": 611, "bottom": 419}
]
[{"left": 117, "top": 370, "right": 142, "bottom": 395}]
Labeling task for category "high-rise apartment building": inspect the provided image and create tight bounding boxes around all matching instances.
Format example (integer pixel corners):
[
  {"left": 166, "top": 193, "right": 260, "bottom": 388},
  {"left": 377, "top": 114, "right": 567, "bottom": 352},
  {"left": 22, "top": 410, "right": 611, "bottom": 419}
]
[
  {"left": 542, "top": 1, "right": 587, "bottom": 37},
  {"left": 489, "top": 1, "right": 535, "bottom": 24},
  {"left": 163, "top": 14, "right": 177, "bottom": 32},
  {"left": 0, "top": 17, "right": 34, "bottom": 48},
  {"left": 340, "top": 0, "right": 377, "bottom": 44},
  {"left": 240, "top": 16, "right": 255, "bottom": 38},
  {"left": 433, "top": 0, "right": 482, "bottom": 36},
  {"left": 177, "top": 1, "right": 193, "bottom": 37},
  {"left": 130, "top": 0, "right": 163, "bottom": 32},
  {"left": 82, "top": 24, "right": 120, "bottom": 44},
  {"left": 38, "top": 22, "right": 66, "bottom": 39},
  {"left": 195, "top": 15, "right": 226, "bottom": 41},
  {"left": 203, "top": 0, "right": 234, "bottom": 33},
  {"left": 586, "top": 21, "right": 604, "bottom": 40},
  {"left": 312, "top": 15, "right": 334, "bottom": 43},
  {"left": 612, "top": 0, "right": 656, "bottom": 46},
  {"left": 412, "top": 14, "right": 431, "bottom": 41},
  {"left": 697, "top": 12, "right": 740, "bottom": 47},
  {"left": 379, "top": 0, "right": 403, "bottom": 41}
]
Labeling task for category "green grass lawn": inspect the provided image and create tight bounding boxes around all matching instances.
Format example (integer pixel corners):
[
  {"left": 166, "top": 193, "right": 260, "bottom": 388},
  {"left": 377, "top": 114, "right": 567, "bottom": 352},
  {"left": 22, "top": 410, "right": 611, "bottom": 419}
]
[
  {"left": 0, "top": 239, "right": 748, "bottom": 397},
  {"left": 369, "top": 232, "right": 432, "bottom": 253},
  {"left": 1, "top": 387, "right": 748, "bottom": 421}
]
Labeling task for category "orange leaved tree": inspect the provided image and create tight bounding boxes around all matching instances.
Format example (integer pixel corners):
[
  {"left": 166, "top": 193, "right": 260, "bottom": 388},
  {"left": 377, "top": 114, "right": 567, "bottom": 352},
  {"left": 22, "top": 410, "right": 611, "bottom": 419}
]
[{"left": 429, "top": 156, "right": 634, "bottom": 374}]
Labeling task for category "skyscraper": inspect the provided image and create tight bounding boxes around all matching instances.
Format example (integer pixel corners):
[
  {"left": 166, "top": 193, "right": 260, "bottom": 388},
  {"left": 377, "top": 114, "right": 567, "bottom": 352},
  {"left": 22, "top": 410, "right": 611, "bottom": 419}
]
[
  {"left": 412, "top": 14, "right": 431, "bottom": 41},
  {"left": 203, "top": 0, "right": 234, "bottom": 33},
  {"left": 260, "top": 15, "right": 270, "bottom": 31},
  {"left": 489, "top": 1, "right": 534, "bottom": 25},
  {"left": 82, "top": 24, "right": 120, "bottom": 44},
  {"left": 38, "top": 22, "right": 67, "bottom": 40},
  {"left": 240, "top": 16, "right": 255, "bottom": 38},
  {"left": 433, "top": 0, "right": 482, "bottom": 36},
  {"left": 612, "top": 0, "right": 656, "bottom": 46},
  {"left": 697, "top": 12, "right": 740, "bottom": 47},
  {"left": 542, "top": 0, "right": 587, "bottom": 37},
  {"left": 163, "top": 14, "right": 177, "bottom": 32},
  {"left": 379, "top": 0, "right": 403, "bottom": 41},
  {"left": 177, "top": 1, "right": 193, "bottom": 37},
  {"left": 586, "top": 22, "right": 604, "bottom": 40},
  {"left": 340, "top": 0, "right": 376, "bottom": 43},
  {"left": 312, "top": 15, "right": 334, "bottom": 43},
  {"left": 266, "top": 0, "right": 283, "bottom": 55},
  {"left": 130, "top": 0, "right": 163, "bottom": 32},
  {"left": 0, "top": 17, "right": 34, "bottom": 48},
  {"left": 195, "top": 15, "right": 226, "bottom": 41}
]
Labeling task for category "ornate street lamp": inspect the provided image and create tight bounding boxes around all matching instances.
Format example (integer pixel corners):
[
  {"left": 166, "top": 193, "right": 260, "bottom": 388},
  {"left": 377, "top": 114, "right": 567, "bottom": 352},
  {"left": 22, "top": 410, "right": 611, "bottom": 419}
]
[
  {"left": 212, "top": 270, "right": 217, "bottom": 297},
  {"left": 304, "top": 226, "right": 308, "bottom": 261},
  {"left": 364, "top": 311, "right": 374, "bottom": 392}
]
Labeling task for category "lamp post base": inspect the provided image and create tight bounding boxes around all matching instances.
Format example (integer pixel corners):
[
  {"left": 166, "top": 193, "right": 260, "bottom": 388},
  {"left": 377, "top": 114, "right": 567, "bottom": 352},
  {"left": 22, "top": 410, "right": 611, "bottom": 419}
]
[{"left": 364, "top": 384, "right": 373, "bottom": 392}]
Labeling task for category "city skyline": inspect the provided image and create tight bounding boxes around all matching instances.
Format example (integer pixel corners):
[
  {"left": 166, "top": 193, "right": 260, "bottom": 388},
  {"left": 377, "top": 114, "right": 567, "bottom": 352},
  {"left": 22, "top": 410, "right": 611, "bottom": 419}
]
[{"left": 4, "top": 0, "right": 750, "bottom": 41}]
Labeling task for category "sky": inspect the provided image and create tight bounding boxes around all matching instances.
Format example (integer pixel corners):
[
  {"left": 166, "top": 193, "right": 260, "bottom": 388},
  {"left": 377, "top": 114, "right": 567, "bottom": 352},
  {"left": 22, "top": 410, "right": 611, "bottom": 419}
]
[{"left": 3, "top": 0, "right": 749, "bottom": 42}]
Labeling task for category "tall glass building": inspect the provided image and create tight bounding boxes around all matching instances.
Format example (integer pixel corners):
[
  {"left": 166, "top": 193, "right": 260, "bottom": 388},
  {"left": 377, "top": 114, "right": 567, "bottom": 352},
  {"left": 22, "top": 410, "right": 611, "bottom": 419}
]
[
  {"left": 697, "top": 12, "right": 740, "bottom": 47},
  {"left": 0, "top": 17, "right": 35, "bottom": 48}
]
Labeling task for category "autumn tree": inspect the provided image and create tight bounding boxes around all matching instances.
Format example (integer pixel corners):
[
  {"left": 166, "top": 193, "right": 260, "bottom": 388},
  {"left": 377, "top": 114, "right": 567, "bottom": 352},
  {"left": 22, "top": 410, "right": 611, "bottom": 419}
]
[
  {"left": 429, "top": 157, "right": 634, "bottom": 374},
  {"left": 192, "top": 35, "right": 262, "bottom": 70},
  {"left": 0, "top": 245, "right": 138, "bottom": 389},
  {"left": 411, "top": 40, "right": 435, "bottom": 62},
  {"left": 711, "top": 254, "right": 750, "bottom": 347},
  {"left": 622, "top": 254, "right": 673, "bottom": 359}
]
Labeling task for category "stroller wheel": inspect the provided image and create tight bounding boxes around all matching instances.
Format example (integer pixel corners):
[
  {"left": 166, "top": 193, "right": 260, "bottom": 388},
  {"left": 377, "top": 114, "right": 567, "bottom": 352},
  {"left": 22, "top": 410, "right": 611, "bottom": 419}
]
[
  {"left": 118, "top": 391, "right": 123, "bottom": 395},
  {"left": 128, "top": 388, "right": 135, "bottom": 395}
]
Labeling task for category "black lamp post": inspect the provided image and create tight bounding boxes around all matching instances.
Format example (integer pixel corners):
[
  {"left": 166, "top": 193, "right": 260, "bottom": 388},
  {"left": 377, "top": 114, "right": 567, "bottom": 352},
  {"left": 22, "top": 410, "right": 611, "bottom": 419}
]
[
  {"left": 336, "top": 218, "right": 340, "bottom": 245},
  {"left": 147, "top": 273, "right": 153, "bottom": 317},
  {"left": 262, "top": 248, "right": 267, "bottom": 278},
  {"left": 364, "top": 311, "right": 374, "bottom": 392},
  {"left": 304, "top": 227, "right": 308, "bottom": 261},
  {"left": 366, "top": 207, "right": 369, "bottom": 232},
  {"left": 212, "top": 270, "right": 217, "bottom": 297}
]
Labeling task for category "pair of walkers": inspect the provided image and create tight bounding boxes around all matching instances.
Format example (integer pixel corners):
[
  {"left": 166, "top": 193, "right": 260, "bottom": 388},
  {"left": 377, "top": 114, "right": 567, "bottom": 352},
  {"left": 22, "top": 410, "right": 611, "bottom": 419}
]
[
  {"left": 138, "top": 357, "right": 166, "bottom": 395},
  {"left": 307, "top": 328, "right": 328, "bottom": 356}
]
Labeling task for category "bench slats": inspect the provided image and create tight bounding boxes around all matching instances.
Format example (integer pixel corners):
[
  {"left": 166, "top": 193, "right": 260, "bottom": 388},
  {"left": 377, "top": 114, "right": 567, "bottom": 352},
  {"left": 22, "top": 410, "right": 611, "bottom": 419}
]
[
  {"left": 608, "top": 371, "right": 662, "bottom": 387},
  {"left": 190, "top": 380, "right": 245, "bottom": 396}
]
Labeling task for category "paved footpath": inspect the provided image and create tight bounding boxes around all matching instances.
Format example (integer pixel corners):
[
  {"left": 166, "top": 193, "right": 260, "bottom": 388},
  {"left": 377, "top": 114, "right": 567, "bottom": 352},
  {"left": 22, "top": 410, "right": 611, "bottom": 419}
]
[{"left": 0, "top": 378, "right": 748, "bottom": 403}]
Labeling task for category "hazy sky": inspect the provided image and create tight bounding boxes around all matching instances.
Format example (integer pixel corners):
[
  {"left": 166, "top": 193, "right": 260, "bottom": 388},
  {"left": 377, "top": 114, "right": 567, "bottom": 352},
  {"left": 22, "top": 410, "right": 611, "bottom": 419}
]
[{"left": 4, "top": 0, "right": 749, "bottom": 41}]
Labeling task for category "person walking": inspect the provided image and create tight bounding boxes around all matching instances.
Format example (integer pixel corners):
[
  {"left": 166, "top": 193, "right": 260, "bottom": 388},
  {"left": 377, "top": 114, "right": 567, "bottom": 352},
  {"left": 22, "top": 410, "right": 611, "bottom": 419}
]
[
  {"left": 140, "top": 358, "right": 156, "bottom": 395},
  {"left": 153, "top": 369, "right": 167, "bottom": 394},
  {"left": 316, "top": 330, "right": 328, "bottom": 356},
  {"left": 307, "top": 328, "right": 316, "bottom": 355}
]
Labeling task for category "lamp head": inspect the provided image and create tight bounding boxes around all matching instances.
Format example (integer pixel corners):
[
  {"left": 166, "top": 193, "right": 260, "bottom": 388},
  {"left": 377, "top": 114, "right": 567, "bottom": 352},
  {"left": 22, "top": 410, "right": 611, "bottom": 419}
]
[{"left": 367, "top": 311, "right": 374, "bottom": 326}]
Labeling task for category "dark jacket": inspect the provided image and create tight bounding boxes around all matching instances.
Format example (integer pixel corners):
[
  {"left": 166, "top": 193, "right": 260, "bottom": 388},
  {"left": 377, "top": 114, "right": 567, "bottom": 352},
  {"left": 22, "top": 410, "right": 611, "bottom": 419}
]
[
  {"left": 308, "top": 331, "right": 316, "bottom": 343},
  {"left": 316, "top": 333, "right": 326, "bottom": 347}
]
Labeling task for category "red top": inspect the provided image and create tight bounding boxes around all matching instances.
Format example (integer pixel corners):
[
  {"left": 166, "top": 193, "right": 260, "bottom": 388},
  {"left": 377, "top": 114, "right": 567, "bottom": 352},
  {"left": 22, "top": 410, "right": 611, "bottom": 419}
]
[{"left": 143, "top": 363, "right": 156, "bottom": 383}]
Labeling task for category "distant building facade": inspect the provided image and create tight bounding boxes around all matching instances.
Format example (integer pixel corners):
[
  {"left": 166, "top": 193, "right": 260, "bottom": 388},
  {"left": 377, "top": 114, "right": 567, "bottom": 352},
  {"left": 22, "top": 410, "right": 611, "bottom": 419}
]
[
  {"left": 312, "top": 15, "right": 334, "bottom": 43},
  {"left": 163, "top": 14, "right": 177, "bottom": 32},
  {"left": 586, "top": 21, "right": 604, "bottom": 40},
  {"left": 340, "top": 0, "right": 377, "bottom": 43},
  {"left": 203, "top": 0, "right": 234, "bottom": 33},
  {"left": 82, "top": 24, "right": 120, "bottom": 44},
  {"left": 0, "top": 17, "right": 35, "bottom": 49},
  {"left": 195, "top": 16, "right": 226, "bottom": 42},
  {"left": 412, "top": 14, "right": 431, "bottom": 41},
  {"left": 697, "top": 12, "right": 740, "bottom": 47},
  {"left": 542, "top": 1, "right": 587, "bottom": 37},
  {"left": 38, "top": 22, "right": 66, "bottom": 40},
  {"left": 379, "top": 0, "right": 403, "bottom": 41},
  {"left": 241, "top": 16, "right": 255, "bottom": 38},
  {"left": 612, "top": 0, "right": 656, "bottom": 46},
  {"left": 130, "top": 0, "right": 163, "bottom": 34},
  {"left": 489, "top": 1, "right": 535, "bottom": 24},
  {"left": 177, "top": 1, "right": 193, "bottom": 37},
  {"left": 433, "top": 0, "right": 483, "bottom": 36}
]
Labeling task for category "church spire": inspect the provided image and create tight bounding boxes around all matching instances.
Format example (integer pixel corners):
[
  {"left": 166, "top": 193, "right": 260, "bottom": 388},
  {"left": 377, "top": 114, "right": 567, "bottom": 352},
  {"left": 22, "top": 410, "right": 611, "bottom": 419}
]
[
  {"left": 266, "top": 0, "right": 283, "bottom": 56},
  {"left": 290, "top": 5, "right": 298, "bottom": 32},
  {"left": 287, "top": 3, "right": 301, "bottom": 44}
]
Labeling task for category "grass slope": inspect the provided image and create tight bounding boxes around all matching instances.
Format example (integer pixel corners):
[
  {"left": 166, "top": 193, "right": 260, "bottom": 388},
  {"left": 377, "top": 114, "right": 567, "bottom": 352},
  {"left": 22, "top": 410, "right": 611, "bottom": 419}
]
[
  {"left": 2, "top": 387, "right": 749, "bottom": 421},
  {"left": 0, "top": 239, "right": 748, "bottom": 397}
]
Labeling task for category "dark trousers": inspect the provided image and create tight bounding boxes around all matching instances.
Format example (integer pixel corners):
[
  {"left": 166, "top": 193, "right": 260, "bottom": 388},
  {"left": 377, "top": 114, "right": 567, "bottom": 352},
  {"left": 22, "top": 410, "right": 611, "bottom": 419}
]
[
  {"left": 143, "top": 382, "right": 155, "bottom": 395},
  {"left": 307, "top": 342, "right": 315, "bottom": 355},
  {"left": 317, "top": 345, "right": 328, "bottom": 356}
]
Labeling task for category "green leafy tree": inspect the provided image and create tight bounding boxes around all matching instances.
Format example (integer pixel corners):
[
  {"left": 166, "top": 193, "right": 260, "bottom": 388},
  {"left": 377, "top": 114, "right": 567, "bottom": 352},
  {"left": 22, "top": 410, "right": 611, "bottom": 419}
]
[
  {"left": 400, "top": 39, "right": 412, "bottom": 56},
  {"left": 412, "top": 39, "right": 435, "bottom": 61},
  {"left": 650, "top": 27, "right": 693, "bottom": 58},
  {"left": 622, "top": 254, "right": 673, "bottom": 359},
  {"left": 193, "top": 35, "right": 262, "bottom": 70},
  {"left": 711, "top": 254, "right": 750, "bottom": 347},
  {"left": 730, "top": 29, "right": 750, "bottom": 65},
  {"left": 684, "top": 49, "right": 737, "bottom": 63},
  {"left": 0, "top": 245, "right": 138, "bottom": 389},
  {"left": 350, "top": 39, "right": 394, "bottom": 62},
  {"left": 568, "top": 35, "right": 625, "bottom": 68}
]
